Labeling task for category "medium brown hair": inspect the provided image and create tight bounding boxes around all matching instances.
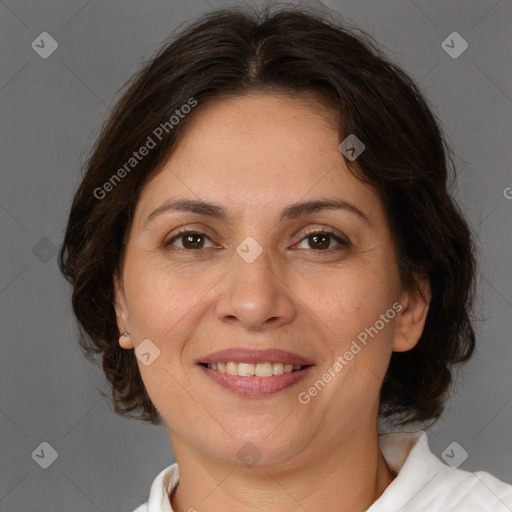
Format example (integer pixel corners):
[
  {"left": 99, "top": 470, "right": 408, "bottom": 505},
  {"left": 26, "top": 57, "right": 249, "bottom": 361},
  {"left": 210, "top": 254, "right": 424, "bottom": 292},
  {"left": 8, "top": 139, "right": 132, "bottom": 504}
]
[{"left": 59, "top": 2, "right": 477, "bottom": 427}]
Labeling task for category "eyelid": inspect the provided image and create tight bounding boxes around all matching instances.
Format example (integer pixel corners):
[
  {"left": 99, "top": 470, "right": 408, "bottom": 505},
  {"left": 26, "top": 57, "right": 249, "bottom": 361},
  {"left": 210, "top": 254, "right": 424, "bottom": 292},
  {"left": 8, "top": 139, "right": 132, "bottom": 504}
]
[
  {"left": 164, "top": 226, "right": 350, "bottom": 252},
  {"left": 164, "top": 227, "right": 216, "bottom": 248},
  {"left": 298, "top": 225, "right": 346, "bottom": 239},
  {"left": 293, "top": 227, "right": 351, "bottom": 249}
]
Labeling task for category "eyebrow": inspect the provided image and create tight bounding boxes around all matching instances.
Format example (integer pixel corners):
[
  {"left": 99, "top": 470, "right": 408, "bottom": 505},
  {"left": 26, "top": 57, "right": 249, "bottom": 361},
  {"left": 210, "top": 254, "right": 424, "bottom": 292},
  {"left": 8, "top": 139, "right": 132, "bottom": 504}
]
[{"left": 144, "top": 198, "right": 370, "bottom": 226}]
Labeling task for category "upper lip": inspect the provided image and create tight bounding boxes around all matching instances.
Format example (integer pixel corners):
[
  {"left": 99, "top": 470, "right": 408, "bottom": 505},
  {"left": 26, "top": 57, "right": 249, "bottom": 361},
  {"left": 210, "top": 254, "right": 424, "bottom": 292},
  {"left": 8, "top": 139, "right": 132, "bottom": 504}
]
[{"left": 197, "top": 348, "right": 314, "bottom": 366}]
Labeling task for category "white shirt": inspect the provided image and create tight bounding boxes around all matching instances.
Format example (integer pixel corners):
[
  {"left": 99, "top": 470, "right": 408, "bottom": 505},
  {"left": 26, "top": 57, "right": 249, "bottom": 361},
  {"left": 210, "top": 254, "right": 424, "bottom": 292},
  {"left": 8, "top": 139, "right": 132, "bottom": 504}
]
[{"left": 132, "top": 431, "right": 512, "bottom": 511}]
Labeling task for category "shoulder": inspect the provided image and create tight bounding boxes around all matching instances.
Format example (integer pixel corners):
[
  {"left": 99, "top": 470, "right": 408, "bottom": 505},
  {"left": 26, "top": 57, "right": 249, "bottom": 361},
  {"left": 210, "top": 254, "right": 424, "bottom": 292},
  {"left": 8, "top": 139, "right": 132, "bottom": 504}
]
[
  {"left": 372, "top": 431, "right": 512, "bottom": 511},
  {"left": 432, "top": 462, "right": 512, "bottom": 510}
]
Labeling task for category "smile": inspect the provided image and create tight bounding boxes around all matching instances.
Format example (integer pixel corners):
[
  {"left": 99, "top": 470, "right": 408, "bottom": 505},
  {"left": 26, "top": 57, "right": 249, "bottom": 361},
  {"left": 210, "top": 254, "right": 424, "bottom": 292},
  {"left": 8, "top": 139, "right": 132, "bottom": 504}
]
[
  {"left": 202, "top": 361, "right": 305, "bottom": 377},
  {"left": 197, "top": 362, "right": 314, "bottom": 396}
]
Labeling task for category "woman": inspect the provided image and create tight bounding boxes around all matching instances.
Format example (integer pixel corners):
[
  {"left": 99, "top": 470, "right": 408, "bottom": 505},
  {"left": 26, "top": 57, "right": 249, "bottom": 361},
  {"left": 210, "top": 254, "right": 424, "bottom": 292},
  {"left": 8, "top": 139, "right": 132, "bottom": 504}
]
[{"left": 58, "top": 4, "right": 512, "bottom": 511}]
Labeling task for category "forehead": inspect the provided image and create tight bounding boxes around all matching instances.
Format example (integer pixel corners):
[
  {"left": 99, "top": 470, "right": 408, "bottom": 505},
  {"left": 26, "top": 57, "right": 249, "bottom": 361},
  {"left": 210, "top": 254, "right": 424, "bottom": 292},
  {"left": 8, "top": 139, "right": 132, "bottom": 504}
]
[{"left": 133, "top": 92, "right": 380, "bottom": 226}]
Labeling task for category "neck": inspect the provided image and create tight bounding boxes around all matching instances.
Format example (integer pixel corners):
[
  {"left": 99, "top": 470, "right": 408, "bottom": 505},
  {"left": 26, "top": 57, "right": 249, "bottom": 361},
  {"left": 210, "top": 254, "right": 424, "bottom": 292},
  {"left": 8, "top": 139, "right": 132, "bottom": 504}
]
[{"left": 168, "top": 421, "right": 395, "bottom": 512}]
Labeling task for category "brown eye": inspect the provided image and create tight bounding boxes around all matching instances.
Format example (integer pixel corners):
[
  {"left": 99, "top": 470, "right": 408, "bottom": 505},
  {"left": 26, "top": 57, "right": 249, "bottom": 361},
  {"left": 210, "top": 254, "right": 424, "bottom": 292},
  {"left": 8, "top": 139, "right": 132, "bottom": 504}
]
[
  {"left": 309, "top": 233, "right": 330, "bottom": 250},
  {"left": 296, "top": 230, "right": 349, "bottom": 251},
  {"left": 164, "top": 230, "right": 213, "bottom": 250}
]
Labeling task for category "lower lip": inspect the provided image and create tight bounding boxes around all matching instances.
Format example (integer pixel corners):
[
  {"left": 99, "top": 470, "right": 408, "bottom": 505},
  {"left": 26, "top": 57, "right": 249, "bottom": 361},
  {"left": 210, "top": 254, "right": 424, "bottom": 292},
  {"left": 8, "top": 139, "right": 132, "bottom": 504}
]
[{"left": 197, "top": 364, "right": 314, "bottom": 396}]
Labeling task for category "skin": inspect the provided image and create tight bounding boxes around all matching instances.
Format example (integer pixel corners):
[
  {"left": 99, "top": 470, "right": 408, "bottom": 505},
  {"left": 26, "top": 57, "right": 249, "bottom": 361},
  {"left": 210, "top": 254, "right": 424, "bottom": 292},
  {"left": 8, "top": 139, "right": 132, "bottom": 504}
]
[{"left": 114, "top": 91, "right": 431, "bottom": 512}]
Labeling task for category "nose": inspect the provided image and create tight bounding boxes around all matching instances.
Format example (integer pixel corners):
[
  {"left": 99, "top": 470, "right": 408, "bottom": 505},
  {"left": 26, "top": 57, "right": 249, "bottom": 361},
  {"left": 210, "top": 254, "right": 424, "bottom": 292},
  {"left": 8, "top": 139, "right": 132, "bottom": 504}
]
[{"left": 214, "top": 243, "right": 297, "bottom": 331}]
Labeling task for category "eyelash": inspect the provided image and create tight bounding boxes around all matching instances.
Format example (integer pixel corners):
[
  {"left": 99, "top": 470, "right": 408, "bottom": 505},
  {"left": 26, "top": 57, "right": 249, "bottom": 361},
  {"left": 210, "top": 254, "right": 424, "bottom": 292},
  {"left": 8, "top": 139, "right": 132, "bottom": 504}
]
[{"left": 163, "top": 228, "right": 350, "bottom": 252}]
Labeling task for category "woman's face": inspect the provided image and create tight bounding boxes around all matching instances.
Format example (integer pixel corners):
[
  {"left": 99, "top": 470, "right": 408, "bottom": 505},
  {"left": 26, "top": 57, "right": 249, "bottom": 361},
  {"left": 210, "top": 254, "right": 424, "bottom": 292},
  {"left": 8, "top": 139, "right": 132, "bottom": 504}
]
[{"left": 115, "top": 91, "right": 428, "bottom": 467}]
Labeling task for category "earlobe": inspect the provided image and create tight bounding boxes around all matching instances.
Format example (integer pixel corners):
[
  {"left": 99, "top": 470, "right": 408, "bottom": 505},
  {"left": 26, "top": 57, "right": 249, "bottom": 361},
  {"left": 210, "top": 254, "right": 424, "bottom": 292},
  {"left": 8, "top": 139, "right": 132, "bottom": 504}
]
[
  {"left": 392, "top": 277, "right": 431, "bottom": 353},
  {"left": 113, "top": 272, "right": 134, "bottom": 349}
]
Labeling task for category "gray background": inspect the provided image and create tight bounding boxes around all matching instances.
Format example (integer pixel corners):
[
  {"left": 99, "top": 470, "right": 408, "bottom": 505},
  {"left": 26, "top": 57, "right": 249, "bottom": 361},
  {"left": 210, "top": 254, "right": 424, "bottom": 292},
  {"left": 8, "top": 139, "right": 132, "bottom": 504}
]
[{"left": 0, "top": 0, "right": 511, "bottom": 510}]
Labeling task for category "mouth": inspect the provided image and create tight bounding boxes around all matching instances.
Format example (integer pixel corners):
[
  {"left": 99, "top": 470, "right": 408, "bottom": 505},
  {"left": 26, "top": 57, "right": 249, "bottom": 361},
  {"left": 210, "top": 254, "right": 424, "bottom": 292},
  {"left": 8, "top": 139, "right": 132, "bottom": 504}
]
[
  {"left": 197, "top": 361, "right": 311, "bottom": 377},
  {"left": 196, "top": 347, "right": 314, "bottom": 368},
  {"left": 195, "top": 347, "right": 315, "bottom": 396}
]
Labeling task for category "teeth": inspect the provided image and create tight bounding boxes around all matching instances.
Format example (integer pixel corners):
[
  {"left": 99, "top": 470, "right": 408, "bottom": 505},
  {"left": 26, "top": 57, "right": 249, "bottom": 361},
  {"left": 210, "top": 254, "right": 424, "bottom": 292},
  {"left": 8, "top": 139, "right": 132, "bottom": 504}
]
[
  {"left": 238, "top": 363, "right": 255, "bottom": 376},
  {"left": 205, "top": 361, "right": 304, "bottom": 377},
  {"left": 226, "top": 361, "right": 238, "bottom": 375},
  {"left": 256, "top": 362, "right": 273, "bottom": 377}
]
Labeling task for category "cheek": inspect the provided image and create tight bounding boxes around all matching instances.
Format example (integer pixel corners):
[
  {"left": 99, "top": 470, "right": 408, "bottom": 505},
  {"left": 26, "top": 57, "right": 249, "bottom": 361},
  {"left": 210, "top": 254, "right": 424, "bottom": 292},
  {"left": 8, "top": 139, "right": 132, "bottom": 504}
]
[
  {"left": 294, "top": 258, "right": 399, "bottom": 391},
  {"left": 122, "top": 252, "right": 222, "bottom": 336},
  {"left": 296, "top": 263, "right": 399, "bottom": 337},
  {"left": 306, "top": 283, "right": 397, "bottom": 422}
]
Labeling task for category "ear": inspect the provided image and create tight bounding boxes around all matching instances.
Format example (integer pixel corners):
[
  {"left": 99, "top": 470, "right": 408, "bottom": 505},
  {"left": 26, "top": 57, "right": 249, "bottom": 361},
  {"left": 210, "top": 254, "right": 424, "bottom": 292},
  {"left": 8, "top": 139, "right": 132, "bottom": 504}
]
[
  {"left": 113, "top": 272, "right": 134, "bottom": 349},
  {"left": 393, "top": 276, "right": 431, "bottom": 352}
]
